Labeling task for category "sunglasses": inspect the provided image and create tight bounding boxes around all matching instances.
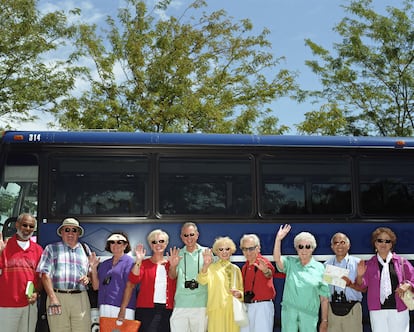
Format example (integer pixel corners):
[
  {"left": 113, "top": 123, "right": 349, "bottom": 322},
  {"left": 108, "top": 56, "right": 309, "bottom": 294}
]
[
  {"left": 241, "top": 246, "right": 257, "bottom": 252},
  {"left": 376, "top": 239, "right": 392, "bottom": 244},
  {"left": 333, "top": 240, "right": 346, "bottom": 246},
  {"left": 151, "top": 239, "right": 166, "bottom": 245},
  {"left": 64, "top": 227, "right": 78, "bottom": 233},
  {"left": 183, "top": 233, "right": 195, "bottom": 238},
  {"left": 21, "top": 223, "right": 35, "bottom": 229},
  {"left": 109, "top": 240, "right": 125, "bottom": 245},
  {"left": 218, "top": 247, "right": 231, "bottom": 252},
  {"left": 297, "top": 244, "right": 312, "bottom": 250}
]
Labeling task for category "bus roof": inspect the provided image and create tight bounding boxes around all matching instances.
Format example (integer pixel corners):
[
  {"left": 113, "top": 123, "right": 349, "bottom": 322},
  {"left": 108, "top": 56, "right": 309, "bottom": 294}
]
[{"left": 1, "top": 131, "right": 413, "bottom": 148}]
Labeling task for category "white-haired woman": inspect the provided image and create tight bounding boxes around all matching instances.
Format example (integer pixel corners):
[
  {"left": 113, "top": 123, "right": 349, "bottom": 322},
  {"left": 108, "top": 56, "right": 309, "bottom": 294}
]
[
  {"left": 273, "top": 224, "right": 330, "bottom": 332},
  {"left": 198, "top": 236, "right": 244, "bottom": 332},
  {"left": 118, "top": 229, "right": 177, "bottom": 332}
]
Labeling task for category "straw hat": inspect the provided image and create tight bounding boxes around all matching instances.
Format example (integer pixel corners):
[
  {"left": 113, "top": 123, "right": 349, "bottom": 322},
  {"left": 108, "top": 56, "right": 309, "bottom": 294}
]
[{"left": 57, "top": 218, "right": 84, "bottom": 237}]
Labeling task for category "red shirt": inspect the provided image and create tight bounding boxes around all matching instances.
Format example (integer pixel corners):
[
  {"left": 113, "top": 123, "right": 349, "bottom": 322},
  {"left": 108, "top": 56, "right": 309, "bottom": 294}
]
[
  {"left": 0, "top": 235, "right": 43, "bottom": 307},
  {"left": 129, "top": 258, "right": 176, "bottom": 309},
  {"left": 241, "top": 254, "right": 278, "bottom": 302}
]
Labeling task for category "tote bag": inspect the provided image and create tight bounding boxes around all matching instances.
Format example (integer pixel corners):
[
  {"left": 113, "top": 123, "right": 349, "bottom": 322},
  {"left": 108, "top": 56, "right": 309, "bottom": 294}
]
[
  {"left": 400, "top": 258, "right": 414, "bottom": 310},
  {"left": 232, "top": 266, "right": 249, "bottom": 327},
  {"left": 99, "top": 317, "right": 141, "bottom": 332}
]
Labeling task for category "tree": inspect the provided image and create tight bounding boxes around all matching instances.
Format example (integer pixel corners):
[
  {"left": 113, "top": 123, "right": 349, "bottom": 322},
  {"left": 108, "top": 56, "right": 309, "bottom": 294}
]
[
  {"left": 55, "top": 0, "right": 296, "bottom": 134},
  {"left": 0, "top": 0, "right": 84, "bottom": 128},
  {"left": 301, "top": 0, "right": 414, "bottom": 136}
]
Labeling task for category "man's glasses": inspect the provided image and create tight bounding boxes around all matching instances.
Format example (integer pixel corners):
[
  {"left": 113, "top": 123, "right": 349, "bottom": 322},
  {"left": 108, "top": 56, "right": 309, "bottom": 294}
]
[
  {"left": 376, "top": 239, "right": 392, "bottom": 244},
  {"left": 151, "top": 239, "right": 166, "bottom": 245},
  {"left": 241, "top": 246, "right": 257, "bottom": 252},
  {"left": 218, "top": 247, "right": 231, "bottom": 252},
  {"left": 297, "top": 244, "right": 312, "bottom": 250},
  {"left": 109, "top": 240, "right": 125, "bottom": 245},
  {"left": 183, "top": 233, "right": 195, "bottom": 238},
  {"left": 21, "top": 223, "right": 35, "bottom": 229},
  {"left": 64, "top": 228, "right": 78, "bottom": 233},
  {"left": 333, "top": 240, "right": 347, "bottom": 246}
]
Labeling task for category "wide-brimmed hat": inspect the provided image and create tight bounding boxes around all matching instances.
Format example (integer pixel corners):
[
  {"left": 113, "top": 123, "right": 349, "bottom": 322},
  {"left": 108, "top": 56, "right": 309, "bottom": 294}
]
[
  {"left": 57, "top": 218, "right": 84, "bottom": 237},
  {"left": 107, "top": 233, "right": 127, "bottom": 242}
]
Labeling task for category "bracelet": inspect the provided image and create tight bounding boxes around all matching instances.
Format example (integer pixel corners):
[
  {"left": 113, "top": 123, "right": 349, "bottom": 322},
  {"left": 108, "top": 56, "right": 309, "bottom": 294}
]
[{"left": 322, "top": 319, "right": 328, "bottom": 322}]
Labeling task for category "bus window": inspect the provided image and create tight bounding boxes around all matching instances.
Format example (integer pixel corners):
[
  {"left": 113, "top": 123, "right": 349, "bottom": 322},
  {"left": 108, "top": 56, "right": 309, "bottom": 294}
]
[
  {"left": 49, "top": 156, "right": 149, "bottom": 217},
  {"left": 360, "top": 156, "right": 414, "bottom": 215},
  {"left": 0, "top": 156, "right": 39, "bottom": 233},
  {"left": 260, "top": 155, "right": 352, "bottom": 216},
  {"left": 158, "top": 156, "right": 253, "bottom": 216}
]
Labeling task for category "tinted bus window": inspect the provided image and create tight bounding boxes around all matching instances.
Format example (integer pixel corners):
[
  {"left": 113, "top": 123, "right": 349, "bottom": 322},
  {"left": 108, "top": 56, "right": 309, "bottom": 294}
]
[
  {"left": 360, "top": 156, "right": 414, "bottom": 215},
  {"left": 260, "top": 155, "right": 352, "bottom": 215},
  {"left": 158, "top": 157, "right": 252, "bottom": 215},
  {"left": 49, "top": 156, "right": 149, "bottom": 216}
]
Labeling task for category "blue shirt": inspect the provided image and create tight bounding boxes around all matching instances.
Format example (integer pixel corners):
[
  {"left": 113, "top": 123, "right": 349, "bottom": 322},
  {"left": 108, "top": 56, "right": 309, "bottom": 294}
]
[{"left": 324, "top": 254, "right": 363, "bottom": 302}]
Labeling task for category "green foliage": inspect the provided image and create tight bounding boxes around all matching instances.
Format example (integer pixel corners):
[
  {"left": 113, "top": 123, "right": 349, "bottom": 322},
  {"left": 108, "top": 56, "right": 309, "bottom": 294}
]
[
  {"left": 302, "top": 0, "right": 414, "bottom": 136},
  {"left": 0, "top": 0, "right": 84, "bottom": 127},
  {"left": 56, "top": 0, "right": 297, "bottom": 133}
]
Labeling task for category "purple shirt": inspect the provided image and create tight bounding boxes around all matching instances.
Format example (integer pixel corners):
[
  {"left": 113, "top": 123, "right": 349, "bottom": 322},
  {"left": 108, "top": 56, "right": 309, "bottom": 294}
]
[
  {"left": 97, "top": 254, "right": 136, "bottom": 309},
  {"left": 361, "top": 252, "right": 414, "bottom": 312}
]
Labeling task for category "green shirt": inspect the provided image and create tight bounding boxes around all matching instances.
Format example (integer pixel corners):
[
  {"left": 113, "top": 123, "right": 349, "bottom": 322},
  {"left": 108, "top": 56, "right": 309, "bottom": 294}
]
[
  {"left": 278, "top": 256, "right": 330, "bottom": 315},
  {"left": 174, "top": 244, "right": 208, "bottom": 308}
]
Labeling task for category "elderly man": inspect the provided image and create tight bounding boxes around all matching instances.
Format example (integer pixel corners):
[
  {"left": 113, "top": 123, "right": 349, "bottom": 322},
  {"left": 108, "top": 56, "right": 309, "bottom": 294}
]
[
  {"left": 169, "top": 222, "right": 208, "bottom": 332},
  {"left": 324, "top": 232, "right": 363, "bottom": 332},
  {"left": 0, "top": 213, "right": 43, "bottom": 332},
  {"left": 37, "top": 218, "right": 91, "bottom": 332},
  {"left": 240, "top": 233, "right": 276, "bottom": 332}
]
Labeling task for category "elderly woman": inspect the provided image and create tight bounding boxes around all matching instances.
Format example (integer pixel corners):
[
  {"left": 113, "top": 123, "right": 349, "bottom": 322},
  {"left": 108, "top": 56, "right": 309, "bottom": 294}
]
[
  {"left": 273, "top": 224, "right": 330, "bottom": 332},
  {"left": 118, "top": 229, "right": 177, "bottom": 332},
  {"left": 89, "top": 232, "right": 136, "bottom": 319},
  {"left": 356, "top": 227, "right": 414, "bottom": 332},
  {"left": 198, "top": 236, "right": 244, "bottom": 332}
]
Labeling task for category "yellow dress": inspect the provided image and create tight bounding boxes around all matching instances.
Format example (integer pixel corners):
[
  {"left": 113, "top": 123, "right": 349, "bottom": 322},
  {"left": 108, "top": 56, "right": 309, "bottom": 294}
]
[{"left": 197, "top": 259, "right": 244, "bottom": 332}]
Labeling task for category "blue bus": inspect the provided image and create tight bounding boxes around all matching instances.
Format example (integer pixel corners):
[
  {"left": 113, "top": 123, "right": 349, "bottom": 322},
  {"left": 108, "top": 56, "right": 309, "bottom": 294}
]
[{"left": 1, "top": 130, "right": 414, "bottom": 331}]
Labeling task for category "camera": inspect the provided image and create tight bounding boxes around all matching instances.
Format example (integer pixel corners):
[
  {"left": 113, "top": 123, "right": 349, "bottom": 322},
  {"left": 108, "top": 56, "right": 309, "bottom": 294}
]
[
  {"left": 244, "top": 291, "right": 255, "bottom": 303},
  {"left": 333, "top": 290, "right": 347, "bottom": 303},
  {"left": 103, "top": 275, "right": 112, "bottom": 285},
  {"left": 184, "top": 279, "right": 199, "bottom": 290}
]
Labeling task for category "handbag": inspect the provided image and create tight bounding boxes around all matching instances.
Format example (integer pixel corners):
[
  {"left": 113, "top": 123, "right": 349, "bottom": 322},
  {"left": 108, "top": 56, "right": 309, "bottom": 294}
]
[
  {"left": 330, "top": 301, "right": 357, "bottom": 316},
  {"left": 399, "top": 258, "right": 414, "bottom": 310},
  {"left": 232, "top": 266, "right": 249, "bottom": 327},
  {"left": 99, "top": 317, "right": 141, "bottom": 332}
]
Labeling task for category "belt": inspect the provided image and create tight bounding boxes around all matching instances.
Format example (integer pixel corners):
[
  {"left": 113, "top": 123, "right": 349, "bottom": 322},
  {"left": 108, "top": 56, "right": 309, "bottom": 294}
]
[
  {"left": 54, "top": 289, "right": 82, "bottom": 294},
  {"left": 250, "top": 299, "right": 273, "bottom": 303}
]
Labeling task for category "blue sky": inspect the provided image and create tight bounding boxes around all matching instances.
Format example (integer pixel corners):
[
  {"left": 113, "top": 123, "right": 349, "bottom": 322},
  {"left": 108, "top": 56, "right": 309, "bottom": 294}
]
[{"left": 25, "top": 0, "right": 390, "bottom": 133}]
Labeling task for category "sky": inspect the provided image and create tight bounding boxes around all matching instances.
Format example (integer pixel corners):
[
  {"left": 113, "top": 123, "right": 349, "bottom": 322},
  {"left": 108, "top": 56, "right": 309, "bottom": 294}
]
[{"left": 20, "top": 0, "right": 390, "bottom": 134}]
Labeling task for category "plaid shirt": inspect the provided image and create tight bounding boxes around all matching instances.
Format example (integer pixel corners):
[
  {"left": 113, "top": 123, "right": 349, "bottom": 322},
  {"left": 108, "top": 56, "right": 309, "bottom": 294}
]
[{"left": 37, "top": 241, "right": 89, "bottom": 290}]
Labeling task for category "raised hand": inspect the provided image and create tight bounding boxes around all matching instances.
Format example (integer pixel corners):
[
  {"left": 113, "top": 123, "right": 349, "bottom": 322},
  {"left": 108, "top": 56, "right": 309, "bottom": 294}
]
[
  {"left": 167, "top": 246, "right": 181, "bottom": 267},
  {"left": 202, "top": 248, "right": 213, "bottom": 267},
  {"left": 134, "top": 244, "right": 146, "bottom": 263},
  {"left": 89, "top": 252, "right": 100, "bottom": 270},
  {"left": 276, "top": 224, "right": 291, "bottom": 241}
]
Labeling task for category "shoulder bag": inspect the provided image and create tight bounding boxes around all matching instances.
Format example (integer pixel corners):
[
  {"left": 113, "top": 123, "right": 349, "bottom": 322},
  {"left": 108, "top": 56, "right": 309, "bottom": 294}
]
[
  {"left": 232, "top": 266, "right": 249, "bottom": 327},
  {"left": 399, "top": 257, "right": 414, "bottom": 310}
]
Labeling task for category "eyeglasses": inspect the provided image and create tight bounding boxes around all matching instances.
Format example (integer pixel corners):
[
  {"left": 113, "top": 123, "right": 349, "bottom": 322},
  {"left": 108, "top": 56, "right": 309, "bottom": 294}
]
[
  {"left": 297, "top": 244, "right": 312, "bottom": 250},
  {"left": 241, "top": 246, "right": 257, "bottom": 252},
  {"left": 151, "top": 239, "right": 166, "bottom": 245},
  {"left": 21, "top": 223, "right": 35, "bottom": 229},
  {"left": 183, "top": 233, "right": 195, "bottom": 238},
  {"left": 376, "top": 239, "right": 392, "bottom": 244},
  {"left": 64, "top": 228, "right": 78, "bottom": 233},
  {"left": 109, "top": 240, "right": 125, "bottom": 245},
  {"left": 333, "top": 240, "right": 346, "bottom": 246},
  {"left": 218, "top": 247, "right": 231, "bottom": 252}
]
